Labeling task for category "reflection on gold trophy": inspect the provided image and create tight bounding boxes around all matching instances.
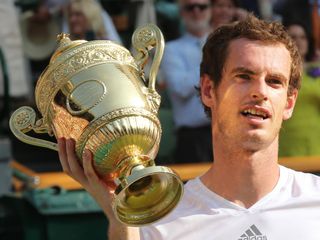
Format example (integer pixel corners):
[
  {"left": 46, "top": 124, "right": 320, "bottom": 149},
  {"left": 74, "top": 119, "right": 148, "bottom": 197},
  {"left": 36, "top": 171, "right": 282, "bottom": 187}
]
[{"left": 9, "top": 24, "right": 183, "bottom": 226}]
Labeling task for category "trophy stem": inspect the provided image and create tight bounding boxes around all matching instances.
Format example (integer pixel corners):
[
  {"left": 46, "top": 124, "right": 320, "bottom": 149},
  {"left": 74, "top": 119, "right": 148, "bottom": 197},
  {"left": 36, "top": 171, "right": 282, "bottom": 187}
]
[
  {"left": 125, "top": 165, "right": 153, "bottom": 196},
  {"left": 113, "top": 162, "right": 184, "bottom": 226},
  {"left": 115, "top": 155, "right": 154, "bottom": 181}
]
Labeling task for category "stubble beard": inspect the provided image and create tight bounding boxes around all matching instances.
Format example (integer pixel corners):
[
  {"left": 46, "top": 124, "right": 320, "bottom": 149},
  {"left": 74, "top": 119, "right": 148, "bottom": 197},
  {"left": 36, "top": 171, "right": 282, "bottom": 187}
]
[{"left": 215, "top": 117, "right": 281, "bottom": 153}]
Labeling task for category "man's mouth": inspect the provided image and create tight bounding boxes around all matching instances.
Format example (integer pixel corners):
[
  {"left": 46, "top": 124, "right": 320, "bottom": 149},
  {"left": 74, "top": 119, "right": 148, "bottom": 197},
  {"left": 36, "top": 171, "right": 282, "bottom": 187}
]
[{"left": 241, "top": 108, "right": 270, "bottom": 120}]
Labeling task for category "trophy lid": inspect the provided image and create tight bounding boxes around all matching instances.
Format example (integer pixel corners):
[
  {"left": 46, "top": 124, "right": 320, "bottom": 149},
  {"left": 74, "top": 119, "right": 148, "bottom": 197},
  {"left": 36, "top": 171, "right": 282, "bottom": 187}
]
[{"left": 34, "top": 33, "right": 138, "bottom": 120}]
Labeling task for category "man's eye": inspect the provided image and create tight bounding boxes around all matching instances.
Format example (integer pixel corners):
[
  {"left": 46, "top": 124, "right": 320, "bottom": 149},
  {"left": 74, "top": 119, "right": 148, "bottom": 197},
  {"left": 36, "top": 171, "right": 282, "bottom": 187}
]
[
  {"left": 267, "top": 79, "right": 282, "bottom": 85},
  {"left": 237, "top": 74, "right": 250, "bottom": 80}
]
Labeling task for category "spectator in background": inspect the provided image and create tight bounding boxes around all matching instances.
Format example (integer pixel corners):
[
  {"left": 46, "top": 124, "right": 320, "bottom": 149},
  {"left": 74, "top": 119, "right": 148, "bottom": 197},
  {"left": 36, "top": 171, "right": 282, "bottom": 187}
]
[
  {"left": 210, "top": 0, "right": 247, "bottom": 31},
  {"left": 17, "top": 0, "right": 64, "bottom": 86},
  {"left": 273, "top": 0, "right": 320, "bottom": 56},
  {"left": 240, "top": 0, "right": 279, "bottom": 21},
  {"left": 310, "top": 0, "right": 320, "bottom": 58},
  {"left": 160, "top": 0, "right": 213, "bottom": 163},
  {"left": 0, "top": 0, "right": 31, "bottom": 133},
  {"left": 64, "top": 0, "right": 122, "bottom": 43},
  {"left": 274, "top": 0, "right": 313, "bottom": 37},
  {"left": 3, "top": 0, "right": 62, "bottom": 169},
  {"left": 279, "top": 22, "right": 320, "bottom": 157}
]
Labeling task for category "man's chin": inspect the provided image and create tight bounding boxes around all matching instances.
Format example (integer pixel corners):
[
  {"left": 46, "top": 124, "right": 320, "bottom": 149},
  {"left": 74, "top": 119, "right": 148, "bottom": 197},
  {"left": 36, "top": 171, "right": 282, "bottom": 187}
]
[{"left": 240, "top": 132, "right": 273, "bottom": 151}]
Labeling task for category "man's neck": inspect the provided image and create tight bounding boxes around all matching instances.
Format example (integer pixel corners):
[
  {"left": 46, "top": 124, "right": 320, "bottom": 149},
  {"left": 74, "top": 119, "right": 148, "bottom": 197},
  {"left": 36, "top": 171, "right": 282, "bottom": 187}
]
[{"left": 201, "top": 141, "right": 280, "bottom": 208}]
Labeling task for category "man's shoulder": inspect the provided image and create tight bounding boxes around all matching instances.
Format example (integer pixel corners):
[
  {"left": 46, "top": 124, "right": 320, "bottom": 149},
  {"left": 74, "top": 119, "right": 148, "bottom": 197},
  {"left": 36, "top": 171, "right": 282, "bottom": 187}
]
[
  {"left": 172, "top": 178, "right": 214, "bottom": 211},
  {"left": 281, "top": 166, "right": 320, "bottom": 193},
  {"left": 283, "top": 166, "right": 320, "bottom": 180}
]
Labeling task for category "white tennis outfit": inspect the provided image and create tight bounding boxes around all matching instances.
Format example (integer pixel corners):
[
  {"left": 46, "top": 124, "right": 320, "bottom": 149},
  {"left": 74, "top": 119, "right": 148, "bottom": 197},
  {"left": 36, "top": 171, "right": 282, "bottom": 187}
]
[{"left": 140, "top": 166, "right": 320, "bottom": 240}]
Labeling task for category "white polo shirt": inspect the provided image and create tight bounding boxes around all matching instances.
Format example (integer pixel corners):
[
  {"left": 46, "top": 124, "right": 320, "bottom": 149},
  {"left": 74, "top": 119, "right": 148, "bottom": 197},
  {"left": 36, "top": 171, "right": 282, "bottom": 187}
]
[{"left": 140, "top": 166, "right": 320, "bottom": 239}]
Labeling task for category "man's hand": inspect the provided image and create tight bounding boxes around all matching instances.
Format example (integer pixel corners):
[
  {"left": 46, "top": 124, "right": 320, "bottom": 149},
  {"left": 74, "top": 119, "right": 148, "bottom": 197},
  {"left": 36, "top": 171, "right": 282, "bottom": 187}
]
[
  {"left": 57, "top": 137, "right": 115, "bottom": 219},
  {"left": 57, "top": 138, "right": 141, "bottom": 239}
]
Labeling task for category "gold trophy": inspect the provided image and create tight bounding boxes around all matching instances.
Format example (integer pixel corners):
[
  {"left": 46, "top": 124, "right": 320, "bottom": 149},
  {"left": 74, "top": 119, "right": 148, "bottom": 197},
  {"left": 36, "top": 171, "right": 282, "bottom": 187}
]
[{"left": 9, "top": 24, "right": 183, "bottom": 226}]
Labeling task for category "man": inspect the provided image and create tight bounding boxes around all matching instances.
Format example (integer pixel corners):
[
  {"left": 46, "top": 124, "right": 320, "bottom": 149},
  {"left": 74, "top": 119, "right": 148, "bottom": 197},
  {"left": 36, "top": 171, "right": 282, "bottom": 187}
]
[
  {"left": 160, "top": 0, "right": 213, "bottom": 163},
  {"left": 58, "top": 15, "right": 320, "bottom": 239}
]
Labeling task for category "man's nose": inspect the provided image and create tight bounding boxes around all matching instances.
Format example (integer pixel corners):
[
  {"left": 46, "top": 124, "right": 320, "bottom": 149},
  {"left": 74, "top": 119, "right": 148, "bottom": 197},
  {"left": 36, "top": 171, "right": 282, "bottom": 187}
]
[{"left": 250, "top": 79, "right": 268, "bottom": 101}]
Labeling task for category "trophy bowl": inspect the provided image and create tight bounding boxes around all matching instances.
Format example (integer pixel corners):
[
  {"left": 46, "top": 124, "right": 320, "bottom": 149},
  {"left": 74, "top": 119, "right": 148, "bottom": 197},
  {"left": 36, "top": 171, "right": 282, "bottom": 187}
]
[{"left": 9, "top": 24, "right": 183, "bottom": 226}]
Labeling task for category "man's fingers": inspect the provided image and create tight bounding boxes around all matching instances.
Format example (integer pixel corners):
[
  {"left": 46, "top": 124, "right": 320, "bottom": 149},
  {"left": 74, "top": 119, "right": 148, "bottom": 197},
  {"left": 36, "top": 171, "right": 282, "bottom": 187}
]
[
  {"left": 82, "top": 150, "right": 110, "bottom": 193},
  {"left": 82, "top": 149, "right": 100, "bottom": 183},
  {"left": 105, "top": 180, "right": 117, "bottom": 190},
  {"left": 82, "top": 149, "right": 116, "bottom": 212},
  {"left": 58, "top": 139, "right": 115, "bottom": 216},
  {"left": 65, "top": 139, "right": 88, "bottom": 184},
  {"left": 82, "top": 150, "right": 116, "bottom": 191},
  {"left": 57, "top": 138, "right": 70, "bottom": 172}
]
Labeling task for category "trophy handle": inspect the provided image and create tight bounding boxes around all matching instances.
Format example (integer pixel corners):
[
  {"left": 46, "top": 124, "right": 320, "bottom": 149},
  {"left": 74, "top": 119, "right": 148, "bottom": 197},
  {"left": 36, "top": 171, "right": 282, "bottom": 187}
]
[
  {"left": 9, "top": 106, "right": 58, "bottom": 151},
  {"left": 132, "top": 24, "right": 164, "bottom": 92}
]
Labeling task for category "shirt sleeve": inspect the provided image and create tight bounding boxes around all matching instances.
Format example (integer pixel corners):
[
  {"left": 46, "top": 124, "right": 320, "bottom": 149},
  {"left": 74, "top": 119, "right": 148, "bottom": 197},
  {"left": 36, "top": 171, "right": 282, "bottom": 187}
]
[{"left": 140, "top": 226, "right": 163, "bottom": 240}]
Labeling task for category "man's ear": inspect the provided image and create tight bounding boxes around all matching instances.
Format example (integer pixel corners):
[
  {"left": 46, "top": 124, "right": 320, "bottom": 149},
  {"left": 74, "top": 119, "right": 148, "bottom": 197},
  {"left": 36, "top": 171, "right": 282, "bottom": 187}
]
[
  {"left": 200, "top": 74, "right": 215, "bottom": 108},
  {"left": 283, "top": 89, "right": 298, "bottom": 120}
]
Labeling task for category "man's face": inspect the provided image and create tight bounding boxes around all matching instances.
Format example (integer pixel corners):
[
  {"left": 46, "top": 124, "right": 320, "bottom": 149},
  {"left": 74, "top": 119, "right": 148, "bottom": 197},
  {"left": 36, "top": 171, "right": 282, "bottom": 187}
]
[
  {"left": 181, "top": 0, "right": 211, "bottom": 32},
  {"left": 201, "top": 38, "right": 297, "bottom": 151}
]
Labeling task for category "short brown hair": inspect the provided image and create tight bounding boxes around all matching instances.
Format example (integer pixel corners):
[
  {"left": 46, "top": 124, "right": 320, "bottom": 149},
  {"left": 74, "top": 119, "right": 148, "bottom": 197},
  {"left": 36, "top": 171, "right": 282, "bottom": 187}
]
[{"left": 200, "top": 14, "right": 302, "bottom": 114}]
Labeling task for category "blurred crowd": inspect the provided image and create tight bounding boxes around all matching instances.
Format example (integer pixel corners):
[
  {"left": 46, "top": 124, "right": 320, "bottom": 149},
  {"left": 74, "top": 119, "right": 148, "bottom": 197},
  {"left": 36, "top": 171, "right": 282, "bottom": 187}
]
[{"left": 1, "top": 0, "right": 320, "bottom": 167}]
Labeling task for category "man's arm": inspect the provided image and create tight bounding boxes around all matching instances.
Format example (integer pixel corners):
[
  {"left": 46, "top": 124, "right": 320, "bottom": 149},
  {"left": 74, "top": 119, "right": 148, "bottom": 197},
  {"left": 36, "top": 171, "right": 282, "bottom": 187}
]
[
  {"left": 57, "top": 138, "right": 140, "bottom": 240},
  {"left": 108, "top": 223, "right": 140, "bottom": 240}
]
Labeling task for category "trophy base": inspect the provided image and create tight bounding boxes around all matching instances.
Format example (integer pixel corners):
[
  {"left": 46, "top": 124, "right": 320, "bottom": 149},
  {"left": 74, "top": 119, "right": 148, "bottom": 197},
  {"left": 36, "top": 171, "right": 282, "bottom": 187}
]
[{"left": 113, "top": 165, "right": 183, "bottom": 226}]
